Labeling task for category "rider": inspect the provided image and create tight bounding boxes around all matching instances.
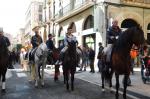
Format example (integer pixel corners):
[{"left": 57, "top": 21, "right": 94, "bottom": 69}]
[
  {"left": 46, "top": 34, "right": 55, "bottom": 51},
  {"left": 0, "top": 27, "right": 10, "bottom": 49},
  {"left": 30, "top": 26, "right": 43, "bottom": 56},
  {"left": 104, "top": 20, "right": 121, "bottom": 62},
  {"left": 55, "top": 27, "right": 78, "bottom": 65}
]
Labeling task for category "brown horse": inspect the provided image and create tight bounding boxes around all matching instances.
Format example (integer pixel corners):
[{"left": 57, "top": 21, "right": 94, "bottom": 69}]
[
  {"left": 0, "top": 38, "right": 9, "bottom": 93},
  {"left": 102, "top": 26, "right": 145, "bottom": 99},
  {"left": 62, "top": 41, "right": 78, "bottom": 91}
]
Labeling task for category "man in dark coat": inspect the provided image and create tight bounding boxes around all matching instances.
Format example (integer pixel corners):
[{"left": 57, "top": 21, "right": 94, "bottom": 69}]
[
  {"left": 46, "top": 34, "right": 55, "bottom": 51},
  {"left": 0, "top": 27, "right": 10, "bottom": 49},
  {"left": 30, "top": 26, "right": 43, "bottom": 59},
  {"left": 31, "top": 26, "right": 43, "bottom": 49},
  {"left": 104, "top": 20, "right": 121, "bottom": 62}
]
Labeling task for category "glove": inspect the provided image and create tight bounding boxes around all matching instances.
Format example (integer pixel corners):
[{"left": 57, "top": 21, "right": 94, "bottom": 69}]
[{"left": 116, "top": 36, "right": 119, "bottom": 39}]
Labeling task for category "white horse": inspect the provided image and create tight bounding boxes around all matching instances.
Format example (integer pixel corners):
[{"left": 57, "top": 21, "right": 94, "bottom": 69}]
[
  {"left": 28, "top": 43, "right": 48, "bottom": 87},
  {"left": 34, "top": 43, "right": 48, "bottom": 87}
]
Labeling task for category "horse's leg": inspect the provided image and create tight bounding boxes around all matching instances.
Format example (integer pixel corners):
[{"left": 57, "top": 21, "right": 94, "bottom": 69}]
[
  {"left": 34, "top": 63, "right": 39, "bottom": 87},
  {"left": 63, "top": 67, "right": 66, "bottom": 84},
  {"left": 41, "top": 63, "right": 44, "bottom": 86},
  {"left": 115, "top": 73, "right": 120, "bottom": 99},
  {"left": 123, "top": 75, "right": 128, "bottom": 99},
  {"left": 109, "top": 71, "right": 113, "bottom": 92},
  {"left": 66, "top": 70, "right": 69, "bottom": 90},
  {"left": 1, "top": 68, "right": 7, "bottom": 93},
  {"left": 71, "top": 71, "right": 75, "bottom": 91},
  {"left": 101, "top": 71, "right": 105, "bottom": 92},
  {"left": 54, "top": 64, "right": 59, "bottom": 81},
  {"left": 0, "top": 72, "right": 1, "bottom": 86}
]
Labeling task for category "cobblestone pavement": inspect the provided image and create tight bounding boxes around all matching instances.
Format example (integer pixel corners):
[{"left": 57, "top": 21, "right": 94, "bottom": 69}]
[{"left": 0, "top": 64, "right": 133, "bottom": 99}]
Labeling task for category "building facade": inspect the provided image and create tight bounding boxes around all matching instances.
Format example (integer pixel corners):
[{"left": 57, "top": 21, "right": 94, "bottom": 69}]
[
  {"left": 54, "top": 0, "right": 96, "bottom": 49},
  {"left": 48, "top": 0, "right": 150, "bottom": 64}
]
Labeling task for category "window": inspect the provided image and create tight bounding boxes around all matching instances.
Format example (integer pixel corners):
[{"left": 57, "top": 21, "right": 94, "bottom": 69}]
[
  {"left": 39, "top": 14, "right": 43, "bottom": 22},
  {"left": 39, "top": 5, "right": 43, "bottom": 12}
]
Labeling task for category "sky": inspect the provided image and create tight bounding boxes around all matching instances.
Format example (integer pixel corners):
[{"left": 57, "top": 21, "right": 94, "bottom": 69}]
[{"left": 0, "top": 0, "right": 30, "bottom": 36}]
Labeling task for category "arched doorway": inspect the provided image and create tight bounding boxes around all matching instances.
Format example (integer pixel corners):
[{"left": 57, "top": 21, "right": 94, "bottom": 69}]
[
  {"left": 68, "top": 22, "right": 76, "bottom": 33},
  {"left": 121, "top": 19, "right": 138, "bottom": 28},
  {"left": 83, "top": 15, "right": 94, "bottom": 30},
  {"left": 82, "top": 15, "right": 95, "bottom": 50},
  {"left": 147, "top": 23, "right": 150, "bottom": 44}
]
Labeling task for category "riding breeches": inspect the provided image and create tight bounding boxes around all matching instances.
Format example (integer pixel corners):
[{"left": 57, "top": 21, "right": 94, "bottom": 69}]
[{"left": 103, "top": 44, "right": 113, "bottom": 62}]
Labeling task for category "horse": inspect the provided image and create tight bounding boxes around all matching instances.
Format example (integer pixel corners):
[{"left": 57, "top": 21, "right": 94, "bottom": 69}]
[
  {"left": 101, "top": 26, "right": 145, "bottom": 99},
  {"left": 0, "top": 39, "right": 9, "bottom": 93},
  {"left": 62, "top": 41, "right": 78, "bottom": 91},
  {"left": 28, "top": 43, "right": 48, "bottom": 87}
]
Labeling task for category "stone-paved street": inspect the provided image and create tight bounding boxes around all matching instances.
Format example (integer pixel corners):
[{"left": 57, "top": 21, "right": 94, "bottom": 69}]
[{"left": 0, "top": 64, "right": 133, "bottom": 99}]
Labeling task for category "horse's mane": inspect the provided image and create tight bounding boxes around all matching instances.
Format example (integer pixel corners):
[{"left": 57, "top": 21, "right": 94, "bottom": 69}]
[
  {"left": 114, "top": 27, "right": 136, "bottom": 51},
  {"left": 64, "top": 42, "right": 77, "bottom": 63}
]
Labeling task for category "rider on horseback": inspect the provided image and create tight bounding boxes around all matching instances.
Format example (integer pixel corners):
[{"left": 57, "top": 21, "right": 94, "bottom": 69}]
[
  {"left": 0, "top": 27, "right": 10, "bottom": 49},
  {"left": 104, "top": 20, "right": 121, "bottom": 62},
  {"left": 30, "top": 26, "right": 43, "bottom": 58},
  {"left": 46, "top": 34, "right": 55, "bottom": 51},
  {"left": 55, "top": 27, "right": 78, "bottom": 65},
  {"left": 46, "top": 34, "right": 55, "bottom": 64}
]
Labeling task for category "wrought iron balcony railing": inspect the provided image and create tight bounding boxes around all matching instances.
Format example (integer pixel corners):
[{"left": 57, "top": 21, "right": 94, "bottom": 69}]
[
  {"left": 122, "top": 0, "right": 150, "bottom": 4},
  {"left": 55, "top": 0, "right": 94, "bottom": 19}
]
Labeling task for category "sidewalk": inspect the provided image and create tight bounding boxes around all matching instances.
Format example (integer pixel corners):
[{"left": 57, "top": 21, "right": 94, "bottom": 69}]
[{"left": 75, "top": 67, "right": 150, "bottom": 98}]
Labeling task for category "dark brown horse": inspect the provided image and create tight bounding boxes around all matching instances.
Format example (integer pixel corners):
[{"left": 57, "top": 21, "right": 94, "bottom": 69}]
[
  {"left": 102, "top": 26, "right": 145, "bottom": 99},
  {"left": 62, "top": 41, "right": 78, "bottom": 91},
  {"left": 0, "top": 38, "right": 9, "bottom": 93}
]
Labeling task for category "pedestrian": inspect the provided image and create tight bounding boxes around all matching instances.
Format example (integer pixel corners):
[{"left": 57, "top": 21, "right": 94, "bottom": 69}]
[
  {"left": 89, "top": 47, "right": 95, "bottom": 73},
  {"left": 79, "top": 46, "right": 88, "bottom": 71},
  {"left": 20, "top": 48, "right": 27, "bottom": 70},
  {"left": 97, "top": 42, "right": 104, "bottom": 72}
]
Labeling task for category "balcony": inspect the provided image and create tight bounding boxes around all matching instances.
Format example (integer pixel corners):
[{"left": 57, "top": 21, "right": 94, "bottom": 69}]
[
  {"left": 55, "top": 0, "right": 95, "bottom": 23},
  {"left": 121, "top": 0, "right": 150, "bottom": 8}
]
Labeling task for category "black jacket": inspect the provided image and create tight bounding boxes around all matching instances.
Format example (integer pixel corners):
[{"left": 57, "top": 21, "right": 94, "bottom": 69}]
[
  {"left": 0, "top": 36, "right": 10, "bottom": 48},
  {"left": 107, "top": 26, "right": 121, "bottom": 44},
  {"left": 46, "top": 39, "right": 55, "bottom": 50}
]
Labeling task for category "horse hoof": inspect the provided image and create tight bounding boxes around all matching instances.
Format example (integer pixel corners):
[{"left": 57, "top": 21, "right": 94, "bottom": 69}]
[
  {"left": 41, "top": 83, "right": 44, "bottom": 87},
  {"left": 71, "top": 87, "right": 74, "bottom": 91},
  {"left": 1, "top": 89, "right": 6, "bottom": 93},
  {"left": 54, "top": 77, "right": 58, "bottom": 82},
  {"left": 102, "top": 89, "right": 105, "bottom": 92}
]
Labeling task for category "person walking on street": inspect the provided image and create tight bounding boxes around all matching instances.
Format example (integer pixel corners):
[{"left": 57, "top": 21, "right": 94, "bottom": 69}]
[
  {"left": 89, "top": 47, "right": 95, "bottom": 73},
  {"left": 97, "top": 42, "right": 104, "bottom": 72}
]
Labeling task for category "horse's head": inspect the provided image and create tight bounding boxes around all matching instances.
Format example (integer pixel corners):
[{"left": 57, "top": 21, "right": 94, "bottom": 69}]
[
  {"left": 67, "top": 41, "right": 77, "bottom": 52},
  {"left": 131, "top": 25, "right": 145, "bottom": 47},
  {"left": 38, "top": 43, "right": 49, "bottom": 56}
]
